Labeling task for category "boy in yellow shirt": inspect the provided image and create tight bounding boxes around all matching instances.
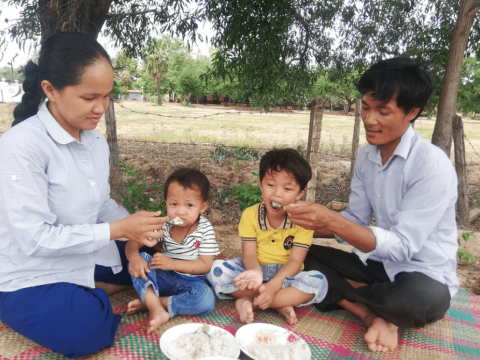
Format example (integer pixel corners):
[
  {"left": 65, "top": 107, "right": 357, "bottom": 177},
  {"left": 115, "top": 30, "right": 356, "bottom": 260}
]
[{"left": 207, "top": 148, "right": 327, "bottom": 324}]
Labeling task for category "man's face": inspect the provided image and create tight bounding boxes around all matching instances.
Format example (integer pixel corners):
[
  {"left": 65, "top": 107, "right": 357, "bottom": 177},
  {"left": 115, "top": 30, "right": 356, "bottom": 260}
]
[{"left": 361, "top": 92, "right": 419, "bottom": 161}]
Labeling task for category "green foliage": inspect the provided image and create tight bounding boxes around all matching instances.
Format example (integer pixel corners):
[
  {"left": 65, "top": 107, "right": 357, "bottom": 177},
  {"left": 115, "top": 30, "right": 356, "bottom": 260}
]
[
  {"left": 117, "top": 161, "right": 166, "bottom": 215},
  {"left": 220, "top": 172, "right": 263, "bottom": 211},
  {"left": 0, "top": 66, "right": 24, "bottom": 84},
  {"left": 209, "top": 146, "right": 263, "bottom": 163},
  {"left": 457, "top": 56, "right": 480, "bottom": 114},
  {"left": 457, "top": 231, "right": 477, "bottom": 265}
]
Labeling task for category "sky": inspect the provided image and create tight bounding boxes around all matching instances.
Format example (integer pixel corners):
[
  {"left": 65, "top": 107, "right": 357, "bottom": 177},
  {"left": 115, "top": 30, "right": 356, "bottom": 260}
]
[{"left": 0, "top": 3, "right": 213, "bottom": 68}]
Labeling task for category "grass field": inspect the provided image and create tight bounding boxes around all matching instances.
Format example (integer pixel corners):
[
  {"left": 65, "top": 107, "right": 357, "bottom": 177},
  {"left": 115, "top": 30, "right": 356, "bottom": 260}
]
[{"left": 2, "top": 100, "right": 480, "bottom": 163}]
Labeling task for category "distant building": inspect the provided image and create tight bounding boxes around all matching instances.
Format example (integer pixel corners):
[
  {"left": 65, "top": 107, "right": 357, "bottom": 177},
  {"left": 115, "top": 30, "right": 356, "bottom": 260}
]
[{"left": 126, "top": 90, "right": 142, "bottom": 100}]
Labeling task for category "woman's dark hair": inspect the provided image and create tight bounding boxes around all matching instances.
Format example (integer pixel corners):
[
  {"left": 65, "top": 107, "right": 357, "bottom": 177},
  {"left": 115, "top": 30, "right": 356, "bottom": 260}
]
[
  {"left": 259, "top": 148, "right": 312, "bottom": 191},
  {"left": 164, "top": 168, "right": 210, "bottom": 202},
  {"left": 356, "top": 57, "right": 434, "bottom": 122},
  {"left": 12, "top": 32, "right": 111, "bottom": 126}
]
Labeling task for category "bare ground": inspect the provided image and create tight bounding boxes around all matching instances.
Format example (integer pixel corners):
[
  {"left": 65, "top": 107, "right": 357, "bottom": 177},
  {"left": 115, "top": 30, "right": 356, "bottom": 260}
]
[{"left": 116, "top": 138, "right": 480, "bottom": 295}]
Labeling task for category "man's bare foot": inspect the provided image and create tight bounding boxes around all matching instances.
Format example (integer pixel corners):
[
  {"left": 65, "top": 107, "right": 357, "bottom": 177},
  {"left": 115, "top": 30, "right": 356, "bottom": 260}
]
[
  {"left": 236, "top": 297, "right": 255, "bottom": 323},
  {"left": 147, "top": 307, "right": 170, "bottom": 334},
  {"left": 275, "top": 306, "right": 297, "bottom": 324},
  {"left": 126, "top": 298, "right": 147, "bottom": 315},
  {"left": 364, "top": 316, "right": 398, "bottom": 352}
]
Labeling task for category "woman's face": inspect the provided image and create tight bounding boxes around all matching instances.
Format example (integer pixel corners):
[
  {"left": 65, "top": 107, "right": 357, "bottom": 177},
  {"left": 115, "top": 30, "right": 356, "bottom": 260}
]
[{"left": 43, "top": 58, "right": 114, "bottom": 141}]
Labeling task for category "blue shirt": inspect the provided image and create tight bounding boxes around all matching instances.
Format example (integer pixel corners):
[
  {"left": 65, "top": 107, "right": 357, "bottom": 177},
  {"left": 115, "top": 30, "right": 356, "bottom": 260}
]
[
  {"left": 0, "top": 104, "right": 129, "bottom": 291},
  {"left": 340, "top": 126, "right": 459, "bottom": 297}
]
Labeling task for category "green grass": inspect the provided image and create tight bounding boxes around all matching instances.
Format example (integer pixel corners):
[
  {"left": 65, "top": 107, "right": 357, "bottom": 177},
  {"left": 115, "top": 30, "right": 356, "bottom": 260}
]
[{"left": 1, "top": 102, "right": 480, "bottom": 163}]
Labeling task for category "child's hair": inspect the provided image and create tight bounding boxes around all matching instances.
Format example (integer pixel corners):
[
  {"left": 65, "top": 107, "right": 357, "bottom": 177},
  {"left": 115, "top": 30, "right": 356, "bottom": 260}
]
[
  {"left": 259, "top": 148, "right": 312, "bottom": 191},
  {"left": 356, "top": 57, "right": 434, "bottom": 123},
  {"left": 164, "top": 168, "right": 210, "bottom": 202},
  {"left": 13, "top": 32, "right": 111, "bottom": 126}
]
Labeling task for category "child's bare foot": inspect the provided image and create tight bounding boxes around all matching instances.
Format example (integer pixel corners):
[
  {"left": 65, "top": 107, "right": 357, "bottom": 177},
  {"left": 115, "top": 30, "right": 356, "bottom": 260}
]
[
  {"left": 364, "top": 316, "right": 398, "bottom": 352},
  {"left": 147, "top": 307, "right": 170, "bottom": 334},
  {"left": 126, "top": 298, "right": 147, "bottom": 315},
  {"left": 275, "top": 306, "right": 298, "bottom": 324},
  {"left": 236, "top": 297, "right": 255, "bottom": 323}
]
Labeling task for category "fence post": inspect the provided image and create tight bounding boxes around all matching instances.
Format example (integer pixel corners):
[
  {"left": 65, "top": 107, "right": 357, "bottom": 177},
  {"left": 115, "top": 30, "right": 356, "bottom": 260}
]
[
  {"left": 349, "top": 99, "right": 362, "bottom": 193},
  {"left": 453, "top": 115, "right": 469, "bottom": 228},
  {"left": 305, "top": 95, "right": 324, "bottom": 202}
]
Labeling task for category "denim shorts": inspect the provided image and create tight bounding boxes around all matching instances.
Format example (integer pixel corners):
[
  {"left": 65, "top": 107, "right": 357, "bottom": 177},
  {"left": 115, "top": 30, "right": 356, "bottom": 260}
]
[
  {"left": 129, "top": 253, "right": 215, "bottom": 318},
  {"left": 206, "top": 257, "right": 328, "bottom": 306}
]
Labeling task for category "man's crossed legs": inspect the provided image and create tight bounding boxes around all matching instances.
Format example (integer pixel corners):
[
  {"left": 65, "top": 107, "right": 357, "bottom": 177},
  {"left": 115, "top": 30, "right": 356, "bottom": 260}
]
[{"left": 304, "top": 245, "right": 451, "bottom": 352}]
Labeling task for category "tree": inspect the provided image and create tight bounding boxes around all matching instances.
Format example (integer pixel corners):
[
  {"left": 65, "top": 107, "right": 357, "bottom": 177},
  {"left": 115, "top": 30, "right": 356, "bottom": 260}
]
[
  {"left": 457, "top": 56, "right": 480, "bottom": 117},
  {"left": 0, "top": 66, "right": 24, "bottom": 84},
  {"left": 142, "top": 39, "right": 170, "bottom": 105},
  {"left": 431, "top": 0, "right": 480, "bottom": 154}
]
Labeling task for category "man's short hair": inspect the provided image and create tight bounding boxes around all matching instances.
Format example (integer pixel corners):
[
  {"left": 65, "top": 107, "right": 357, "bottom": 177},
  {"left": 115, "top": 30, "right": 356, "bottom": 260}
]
[
  {"left": 356, "top": 57, "right": 434, "bottom": 122},
  {"left": 259, "top": 148, "right": 312, "bottom": 191}
]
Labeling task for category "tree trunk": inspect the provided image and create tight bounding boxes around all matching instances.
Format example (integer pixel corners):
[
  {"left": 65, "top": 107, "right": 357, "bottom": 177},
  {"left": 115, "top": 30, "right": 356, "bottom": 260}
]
[
  {"left": 38, "top": 0, "right": 113, "bottom": 41},
  {"left": 453, "top": 115, "right": 469, "bottom": 228},
  {"left": 431, "top": 0, "right": 480, "bottom": 155},
  {"left": 105, "top": 93, "right": 125, "bottom": 203},
  {"left": 305, "top": 95, "right": 324, "bottom": 202},
  {"left": 349, "top": 99, "right": 362, "bottom": 193},
  {"left": 156, "top": 80, "right": 162, "bottom": 105}
]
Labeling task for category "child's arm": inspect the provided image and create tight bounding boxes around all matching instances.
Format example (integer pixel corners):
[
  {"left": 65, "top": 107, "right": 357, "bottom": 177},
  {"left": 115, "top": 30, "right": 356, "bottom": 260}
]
[
  {"left": 253, "top": 247, "right": 307, "bottom": 309},
  {"left": 125, "top": 240, "right": 150, "bottom": 280},
  {"left": 149, "top": 253, "right": 214, "bottom": 274},
  {"left": 233, "top": 241, "right": 263, "bottom": 290}
]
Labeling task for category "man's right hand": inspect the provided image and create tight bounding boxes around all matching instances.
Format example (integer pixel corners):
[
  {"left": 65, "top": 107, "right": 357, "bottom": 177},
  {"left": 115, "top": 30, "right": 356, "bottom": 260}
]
[{"left": 284, "top": 201, "right": 332, "bottom": 231}]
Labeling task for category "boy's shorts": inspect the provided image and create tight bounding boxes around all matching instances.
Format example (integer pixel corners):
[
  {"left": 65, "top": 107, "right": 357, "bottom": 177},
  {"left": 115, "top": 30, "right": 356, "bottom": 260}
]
[{"left": 206, "top": 257, "right": 328, "bottom": 306}]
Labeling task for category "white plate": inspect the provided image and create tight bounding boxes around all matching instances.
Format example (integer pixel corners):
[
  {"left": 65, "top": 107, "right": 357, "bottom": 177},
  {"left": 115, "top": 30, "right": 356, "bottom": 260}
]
[
  {"left": 159, "top": 323, "right": 240, "bottom": 360},
  {"left": 235, "top": 323, "right": 311, "bottom": 360}
]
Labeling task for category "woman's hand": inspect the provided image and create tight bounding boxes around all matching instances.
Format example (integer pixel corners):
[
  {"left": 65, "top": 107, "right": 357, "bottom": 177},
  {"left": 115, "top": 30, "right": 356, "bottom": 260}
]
[
  {"left": 128, "top": 255, "right": 150, "bottom": 280},
  {"left": 110, "top": 211, "right": 168, "bottom": 247},
  {"left": 149, "top": 253, "right": 175, "bottom": 271}
]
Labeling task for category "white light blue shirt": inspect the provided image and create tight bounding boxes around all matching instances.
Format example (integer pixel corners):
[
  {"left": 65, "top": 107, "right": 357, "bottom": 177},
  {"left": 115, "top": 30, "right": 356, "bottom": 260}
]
[
  {"left": 0, "top": 104, "right": 129, "bottom": 291},
  {"left": 340, "top": 126, "right": 459, "bottom": 297}
]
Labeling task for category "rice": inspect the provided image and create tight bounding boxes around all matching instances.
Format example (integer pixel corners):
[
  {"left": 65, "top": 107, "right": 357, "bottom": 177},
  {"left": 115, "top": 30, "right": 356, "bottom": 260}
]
[
  {"left": 169, "top": 325, "right": 230, "bottom": 360},
  {"left": 247, "top": 329, "right": 303, "bottom": 360}
]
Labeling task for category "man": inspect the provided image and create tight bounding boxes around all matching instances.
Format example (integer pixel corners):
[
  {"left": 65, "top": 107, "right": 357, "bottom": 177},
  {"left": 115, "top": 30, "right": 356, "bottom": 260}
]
[{"left": 286, "top": 57, "right": 458, "bottom": 353}]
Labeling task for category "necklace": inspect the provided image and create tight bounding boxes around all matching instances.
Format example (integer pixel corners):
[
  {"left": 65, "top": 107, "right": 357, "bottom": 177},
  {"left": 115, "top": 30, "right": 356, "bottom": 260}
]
[{"left": 174, "top": 219, "right": 199, "bottom": 231}]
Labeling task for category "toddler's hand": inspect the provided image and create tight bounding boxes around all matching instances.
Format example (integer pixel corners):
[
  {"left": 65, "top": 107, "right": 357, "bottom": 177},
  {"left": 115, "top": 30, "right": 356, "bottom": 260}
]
[
  {"left": 150, "top": 253, "right": 174, "bottom": 271},
  {"left": 234, "top": 270, "right": 263, "bottom": 290},
  {"left": 129, "top": 256, "right": 150, "bottom": 280}
]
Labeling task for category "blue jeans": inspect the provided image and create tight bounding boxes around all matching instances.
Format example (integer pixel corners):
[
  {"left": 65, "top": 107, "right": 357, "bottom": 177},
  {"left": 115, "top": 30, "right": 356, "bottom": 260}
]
[{"left": 130, "top": 253, "right": 215, "bottom": 318}]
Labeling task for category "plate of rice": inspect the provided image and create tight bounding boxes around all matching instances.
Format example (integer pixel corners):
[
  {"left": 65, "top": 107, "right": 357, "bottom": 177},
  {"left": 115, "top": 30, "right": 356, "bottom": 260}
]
[
  {"left": 159, "top": 323, "right": 240, "bottom": 360},
  {"left": 235, "top": 323, "right": 311, "bottom": 360}
]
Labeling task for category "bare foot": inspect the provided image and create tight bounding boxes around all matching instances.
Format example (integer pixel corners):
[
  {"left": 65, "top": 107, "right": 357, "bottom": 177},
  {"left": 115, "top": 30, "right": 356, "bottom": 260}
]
[
  {"left": 126, "top": 298, "right": 147, "bottom": 315},
  {"left": 236, "top": 297, "right": 255, "bottom": 323},
  {"left": 147, "top": 307, "right": 170, "bottom": 334},
  {"left": 275, "top": 306, "right": 297, "bottom": 324},
  {"left": 364, "top": 316, "right": 398, "bottom": 352}
]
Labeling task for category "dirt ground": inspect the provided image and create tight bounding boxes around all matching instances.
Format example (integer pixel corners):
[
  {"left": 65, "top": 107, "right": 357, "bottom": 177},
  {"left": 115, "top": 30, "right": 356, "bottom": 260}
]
[{"left": 116, "top": 138, "right": 480, "bottom": 295}]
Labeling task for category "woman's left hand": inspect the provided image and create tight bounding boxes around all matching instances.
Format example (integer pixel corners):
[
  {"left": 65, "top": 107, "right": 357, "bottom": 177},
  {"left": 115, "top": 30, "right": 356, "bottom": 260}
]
[
  {"left": 110, "top": 211, "right": 168, "bottom": 247},
  {"left": 149, "top": 253, "right": 175, "bottom": 271}
]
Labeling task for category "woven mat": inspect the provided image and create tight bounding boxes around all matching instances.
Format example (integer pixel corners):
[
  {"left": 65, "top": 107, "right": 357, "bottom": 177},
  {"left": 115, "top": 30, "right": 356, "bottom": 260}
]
[{"left": 0, "top": 287, "right": 479, "bottom": 360}]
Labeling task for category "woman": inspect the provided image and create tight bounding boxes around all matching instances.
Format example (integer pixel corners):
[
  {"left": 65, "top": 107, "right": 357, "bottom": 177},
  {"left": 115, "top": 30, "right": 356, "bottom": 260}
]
[{"left": 0, "top": 32, "right": 166, "bottom": 358}]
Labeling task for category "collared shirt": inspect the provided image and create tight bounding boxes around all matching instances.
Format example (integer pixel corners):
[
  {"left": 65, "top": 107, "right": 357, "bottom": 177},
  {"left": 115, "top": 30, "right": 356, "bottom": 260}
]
[
  {"left": 239, "top": 203, "right": 313, "bottom": 268},
  {"left": 340, "top": 126, "right": 459, "bottom": 297},
  {"left": 161, "top": 215, "right": 220, "bottom": 276},
  {"left": 0, "top": 104, "right": 129, "bottom": 291}
]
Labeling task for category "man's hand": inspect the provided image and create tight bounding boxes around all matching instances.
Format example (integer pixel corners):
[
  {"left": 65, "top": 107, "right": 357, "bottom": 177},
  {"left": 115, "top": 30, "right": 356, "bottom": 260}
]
[
  {"left": 253, "top": 283, "right": 278, "bottom": 309},
  {"left": 284, "top": 201, "right": 331, "bottom": 230},
  {"left": 234, "top": 269, "right": 263, "bottom": 291},
  {"left": 128, "top": 255, "right": 150, "bottom": 280},
  {"left": 149, "top": 253, "right": 175, "bottom": 271}
]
